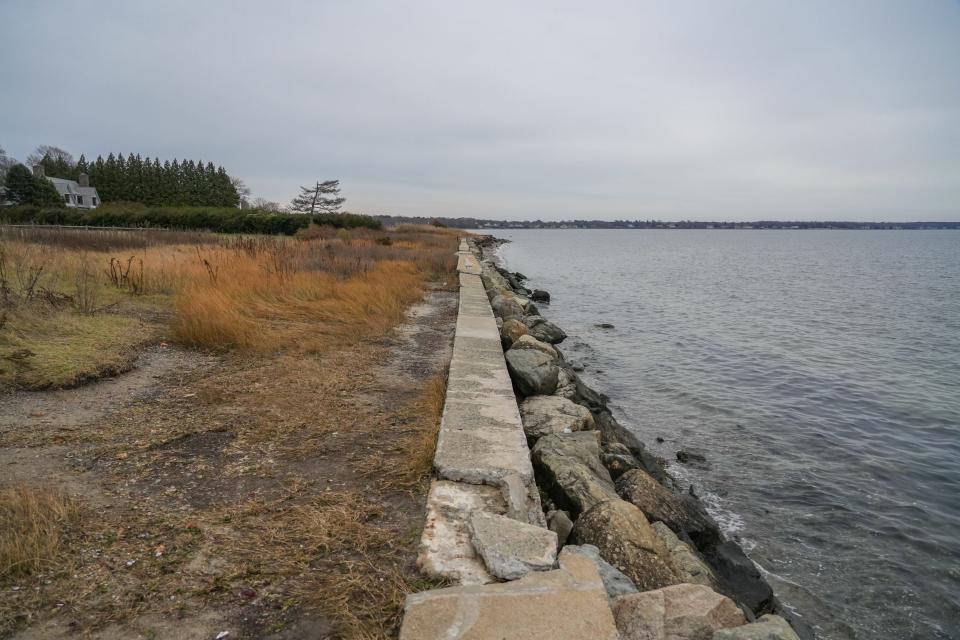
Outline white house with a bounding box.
[33,165,101,209]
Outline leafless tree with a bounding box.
[26,145,74,167]
[252,197,281,211]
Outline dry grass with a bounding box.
[0,486,81,579]
[378,369,449,489]
[0,223,460,638]
[0,225,459,389]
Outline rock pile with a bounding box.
[470,234,809,640]
[399,237,807,640]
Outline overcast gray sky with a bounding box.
[2,1,958,221]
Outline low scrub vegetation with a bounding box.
[0,204,382,234]
[0,224,457,389]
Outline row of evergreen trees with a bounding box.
[38,153,240,207]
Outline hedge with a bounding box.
[0,205,382,234]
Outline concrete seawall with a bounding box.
[401,239,620,638]
[399,237,804,640]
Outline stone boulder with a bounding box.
[560,544,638,598]
[511,334,558,359]
[570,499,680,591]
[491,294,525,320]
[616,469,722,550]
[612,583,746,640]
[602,441,642,480]
[711,615,800,640]
[555,366,578,399]
[500,318,529,349]
[519,395,594,443]
[468,512,557,581]
[523,315,567,344]
[531,289,551,303]
[652,522,717,587]
[706,541,776,615]
[505,349,559,397]
[531,432,618,517]
[546,509,574,547]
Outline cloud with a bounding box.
[1,0,958,220]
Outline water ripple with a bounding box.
[497,229,960,640]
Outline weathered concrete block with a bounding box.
[417,480,506,585]
[400,553,619,640]
[468,512,557,580]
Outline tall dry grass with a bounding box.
[170,233,457,353]
[0,485,80,579]
[1,225,459,354]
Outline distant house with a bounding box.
[33,165,101,209]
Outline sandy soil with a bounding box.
[1,288,457,639]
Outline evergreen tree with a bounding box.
[4,163,61,206]
[290,180,345,214]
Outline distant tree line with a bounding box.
[1,144,240,207]
[40,152,240,207]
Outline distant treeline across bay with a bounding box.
[379,215,959,230]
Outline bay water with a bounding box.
[493,229,960,639]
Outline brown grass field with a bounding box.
[0,223,461,639]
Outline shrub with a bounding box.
[0,205,382,234]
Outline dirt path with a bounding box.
[1,287,457,640]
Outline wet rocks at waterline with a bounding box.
[444,236,808,640]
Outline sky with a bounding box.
[1,1,958,221]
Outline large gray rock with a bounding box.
[531,432,618,517]
[616,469,722,550]
[711,615,800,640]
[570,498,680,591]
[555,366,578,399]
[546,509,574,547]
[500,318,529,349]
[612,583,746,640]
[511,334,558,359]
[468,512,557,581]
[602,442,642,480]
[560,544,638,598]
[706,541,776,615]
[505,348,559,397]
[520,394,594,442]
[652,522,717,587]
[491,294,525,320]
[523,315,567,344]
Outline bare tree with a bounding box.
[290,179,345,215]
[252,197,281,212]
[26,145,74,167]
[231,177,251,198]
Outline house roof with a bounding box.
[48,177,99,199]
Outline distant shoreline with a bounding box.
[378,216,960,230]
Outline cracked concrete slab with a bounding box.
[418,480,506,585]
[400,553,620,640]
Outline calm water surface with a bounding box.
[494,229,960,640]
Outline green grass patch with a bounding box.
[0,308,158,390]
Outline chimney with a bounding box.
[78,173,89,187]
[32,165,45,178]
